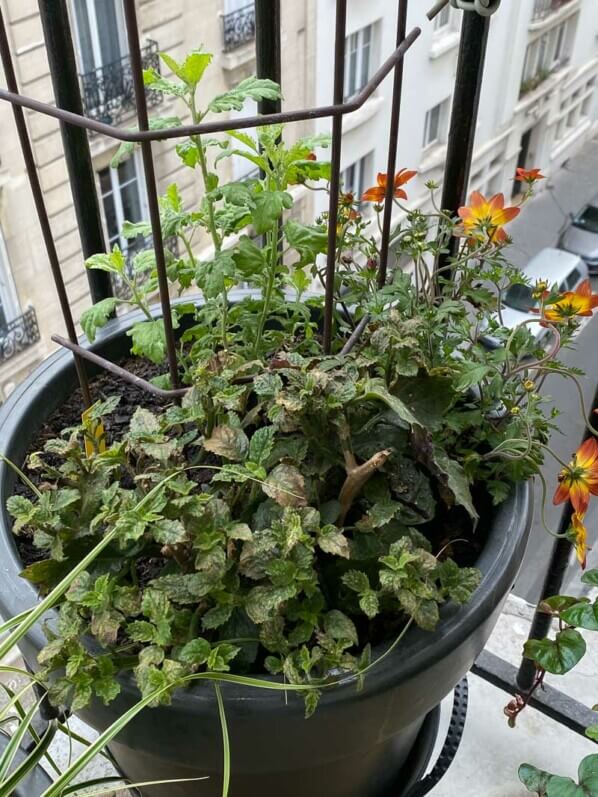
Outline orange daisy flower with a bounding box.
[457,192,520,243]
[542,280,598,323]
[571,512,589,569]
[553,437,598,515]
[515,167,545,183]
[362,169,417,204]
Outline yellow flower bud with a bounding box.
[523,379,535,392]
[510,406,521,416]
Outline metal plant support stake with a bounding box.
[377,0,409,289]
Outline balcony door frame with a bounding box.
[71,0,128,74]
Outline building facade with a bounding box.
[0,0,312,398]
[0,0,596,398]
[312,0,598,225]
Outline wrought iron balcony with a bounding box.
[222,3,256,52]
[0,307,40,364]
[79,40,162,126]
[532,0,576,22]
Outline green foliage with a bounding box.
[11,45,584,741]
[520,756,598,796]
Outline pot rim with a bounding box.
[0,302,532,716]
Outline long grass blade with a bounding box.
[0,608,34,636]
[62,776,208,796]
[214,683,230,797]
[0,696,44,782]
[0,681,37,723]
[0,454,42,498]
[0,721,57,797]
[0,682,61,776]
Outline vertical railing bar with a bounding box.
[377,0,409,289]
[0,6,92,408]
[435,10,491,281]
[322,0,347,355]
[122,0,180,392]
[37,0,113,306]
[255,0,282,116]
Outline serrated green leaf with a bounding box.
[248,426,275,465]
[251,190,293,235]
[342,570,370,594]
[152,518,188,545]
[178,637,211,666]
[209,77,281,113]
[324,610,358,645]
[127,319,168,364]
[80,297,119,342]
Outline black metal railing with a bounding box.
[532,0,576,22]
[223,3,256,52]
[0,307,39,364]
[79,40,161,126]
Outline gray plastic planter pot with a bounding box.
[0,312,532,797]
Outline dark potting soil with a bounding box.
[14,357,166,567]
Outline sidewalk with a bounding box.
[428,595,598,796]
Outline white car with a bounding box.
[488,248,588,345]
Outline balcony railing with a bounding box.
[79,40,162,126]
[532,0,576,22]
[0,307,40,364]
[222,3,256,52]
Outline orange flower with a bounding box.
[457,192,520,243]
[553,437,598,515]
[571,512,589,569]
[361,169,417,204]
[516,167,545,183]
[542,280,598,323]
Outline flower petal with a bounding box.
[569,482,590,515]
[576,437,598,469]
[553,481,570,506]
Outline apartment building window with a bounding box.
[344,25,373,100]
[71,0,160,124]
[520,17,575,96]
[423,98,449,149]
[99,157,145,255]
[342,152,374,203]
[72,0,128,76]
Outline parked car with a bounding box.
[560,199,598,273]
[482,247,588,348]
